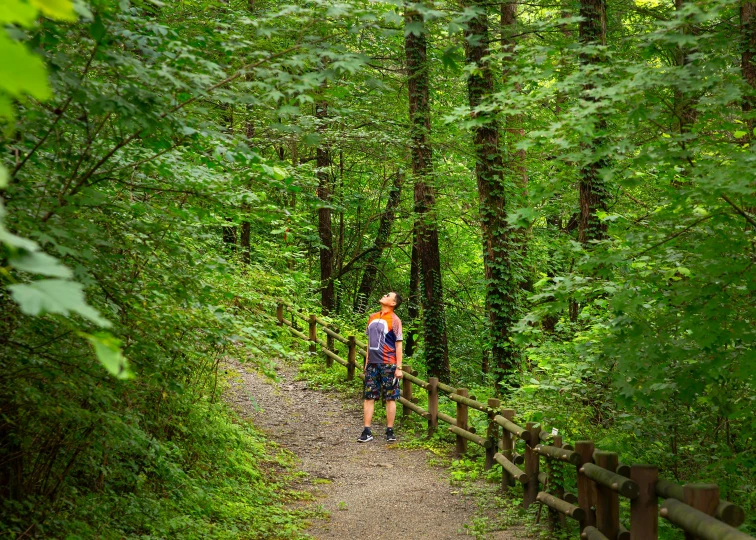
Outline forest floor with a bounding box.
[226,358,521,539]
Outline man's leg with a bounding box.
[386,400,396,429]
[363,399,375,427]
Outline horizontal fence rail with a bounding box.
[273,302,754,540]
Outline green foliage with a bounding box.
[2,0,755,535]
[0,0,382,536]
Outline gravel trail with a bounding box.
[227,359,518,539]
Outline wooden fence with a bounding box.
[274,302,753,540]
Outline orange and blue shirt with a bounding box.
[366,310,403,365]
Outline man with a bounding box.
[357,291,403,443]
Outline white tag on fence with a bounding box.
[551,428,559,436]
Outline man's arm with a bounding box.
[395,341,403,377]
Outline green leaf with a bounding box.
[0,31,51,102]
[0,0,38,26]
[90,14,105,41]
[30,0,76,21]
[81,332,134,379]
[0,164,7,189]
[441,46,463,72]
[11,251,73,278]
[8,279,112,327]
[404,21,424,37]
[0,224,39,251]
[734,130,747,139]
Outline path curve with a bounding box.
[227,359,513,539]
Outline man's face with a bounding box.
[379,292,396,307]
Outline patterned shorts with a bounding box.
[363,363,399,401]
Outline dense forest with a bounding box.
[1,0,754,537]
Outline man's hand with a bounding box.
[395,367,403,379]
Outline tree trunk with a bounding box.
[405,6,450,382]
[405,228,420,357]
[501,0,527,192]
[743,0,756,134]
[671,0,698,184]
[316,99,335,315]
[240,222,251,265]
[336,150,345,313]
[578,0,609,244]
[221,103,238,251]
[354,173,402,313]
[222,218,237,250]
[465,0,520,386]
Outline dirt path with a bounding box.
[227,359,517,539]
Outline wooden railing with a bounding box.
[274,302,753,540]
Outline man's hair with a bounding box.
[392,292,403,309]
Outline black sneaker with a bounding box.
[386,428,397,443]
[357,428,373,443]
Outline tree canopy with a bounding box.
[1,0,754,536]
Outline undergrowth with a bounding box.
[0,369,320,540]
[288,326,756,538]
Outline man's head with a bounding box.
[379,291,402,310]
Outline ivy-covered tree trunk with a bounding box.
[671,0,698,184]
[743,0,756,133]
[353,172,402,313]
[405,6,450,382]
[501,0,526,191]
[405,229,420,357]
[316,100,335,314]
[465,0,520,386]
[578,0,608,244]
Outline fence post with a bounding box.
[402,363,413,419]
[500,408,515,490]
[485,398,500,471]
[455,388,469,456]
[523,422,541,509]
[550,435,567,529]
[347,336,356,381]
[276,303,283,325]
[308,315,317,356]
[427,377,438,436]
[683,484,719,540]
[630,465,658,540]
[593,451,620,539]
[576,440,596,531]
[324,325,334,368]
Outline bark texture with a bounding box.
[405,7,450,382]
[405,229,420,358]
[672,0,698,170]
[501,0,527,192]
[316,100,335,314]
[465,0,520,385]
[578,0,608,244]
[353,173,402,314]
[743,0,756,131]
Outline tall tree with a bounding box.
[404,229,421,357]
[577,0,608,244]
[501,0,526,191]
[316,98,335,314]
[404,5,450,381]
[353,172,402,313]
[465,0,521,386]
[743,0,756,133]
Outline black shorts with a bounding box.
[363,363,399,400]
